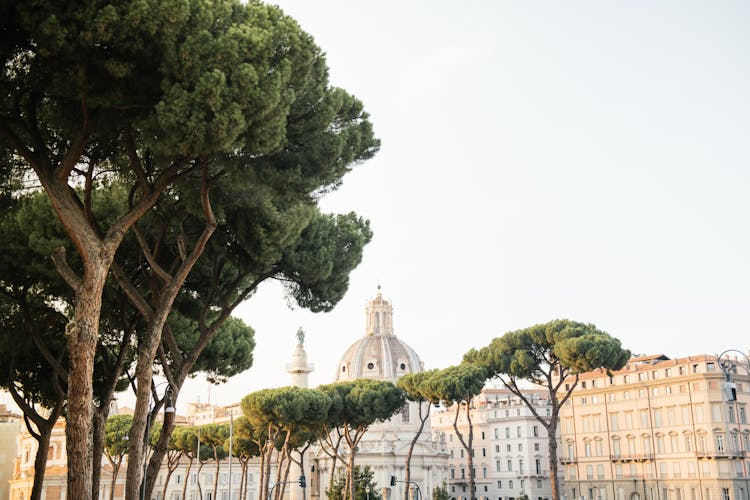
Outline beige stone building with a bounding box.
[1,404,22,500]
[558,354,750,500]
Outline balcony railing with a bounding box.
[610,453,654,462]
[695,450,746,459]
[516,470,548,479]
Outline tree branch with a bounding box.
[57,107,92,181]
[50,246,83,292]
[123,124,152,195]
[110,261,154,320]
[132,225,172,283]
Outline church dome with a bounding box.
[336,288,423,382]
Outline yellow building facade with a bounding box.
[559,354,750,500]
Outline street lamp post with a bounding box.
[141,382,175,500]
[718,349,750,498]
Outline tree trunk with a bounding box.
[124,337,161,499]
[347,443,357,500]
[273,449,286,500]
[161,452,179,500]
[548,415,560,500]
[404,402,430,500]
[263,444,274,500]
[277,448,292,500]
[29,421,53,500]
[241,461,249,500]
[452,403,475,500]
[464,404,475,500]
[181,458,193,500]
[92,407,109,500]
[67,261,110,500]
[109,462,120,500]
[197,461,205,500]
[214,450,220,500]
[144,389,180,499]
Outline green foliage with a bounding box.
[326,466,381,500]
[172,426,199,457]
[103,414,133,459]
[241,386,332,434]
[465,319,630,382]
[228,416,260,460]
[397,369,441,404]
[199,423,230,461]
[517,493,530,500]
[319,379,405,430]
[432,482,450,500]
[420,364,487,406]
[171,315,256,384]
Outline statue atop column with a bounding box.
[296,327,305,346]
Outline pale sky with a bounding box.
[183,0,750,411]
[4,1,750,413]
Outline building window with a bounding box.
[653,409,662,427]
[684,434,693,452]
[534,442,540,451]
[612,437,621,456]
[716,434,725,452]
[536,459,542,475]
[518,443,523,452]
[507,460,512,471]
[497,481,502,488]
[401,403,409,423]
[533,425,539,437]
[610,413,619,431]
[483,467,487,478]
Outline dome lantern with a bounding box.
[336,287,423,382]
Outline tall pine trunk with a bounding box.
[181,458,193,500]
[108,462,120,500]
[548,415,560,500]
[144,389,180,498]
[92,408,108,500]
[404,402,430,500]
[29,423,53,500]
[67,261,110,500]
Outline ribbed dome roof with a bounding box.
[336,288,423,382]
